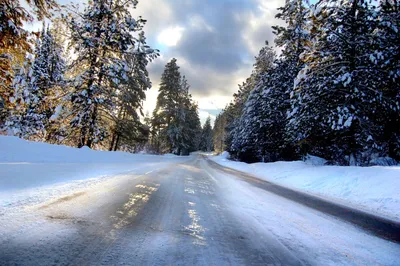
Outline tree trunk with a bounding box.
[78,127,86,148]
[114,134,121,151]
[86,104,98,148]
[109,107,124,151]
[109,131,117,151]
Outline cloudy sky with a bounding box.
[27,0,286,124]
[130,0,285,124]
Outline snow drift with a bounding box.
[211,152,400,221]
[0,136,188,207]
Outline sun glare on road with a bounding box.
[184,202,207,246]
[110,182,160,233]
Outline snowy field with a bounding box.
[0,136,190,208]
[210,152,400,221]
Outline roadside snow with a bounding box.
[0,136,189,208]
[0,135,178,164]
[202,161,400,266]
[210,152,400,221]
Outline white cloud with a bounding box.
[257,0,284,13]
[157,26,184,47]
[240,0,285,56]
[189,15,214,32]
[199,110,216,126]
[197,96,232,110]
[134,0,175,35]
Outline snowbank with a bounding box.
[0,136,188,206]
[0,135,179,163]
[211,153,400,221]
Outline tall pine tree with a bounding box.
[200,116,213,152]
[152,59,201,155]
[287,0,390,165]
[152,58,182,153]
[230,0,309,162]
[68,0,156,148]
[6,26,65,139]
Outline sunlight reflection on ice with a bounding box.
[184,188,195,194]
[108,182,160,239]
[184,202,207,246]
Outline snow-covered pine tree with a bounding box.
[44,27,65,88]
[151,61,201,155]
[272,0,310,161]
[167,75,188,155]
[152,58,182,153]
[21,24,66,140]
[272,0,310,62]
[229,87,264,162]
[109,31,158,151]
[200,116,213,152]
[288,0,388,165]
[213,111,229,153]
[0,0,57,114]
[68,0,156,148]
[0,1,30,105]
[43,25,67,142]
[185,100,202,153]
[374,0,400,161]
[6,34,49,139]
[231,0,309,163]
[176,75,201,154]
[224,81,253,153]
[4,54,34,136]
[230,44,279,162]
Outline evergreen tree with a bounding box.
[4,55,34,136]
[272,0,310,61]
[27,25,65,139]
[200,116,213,152]
[230,0,309,163]
[109,31,158,151]
[1,1,32,118]
[167,75,189,154]
[0,0,58,118]
[213,111,228,153]
[230,44,279,162]
[152,58,182,153]
[152,59,201,155]
[224,82,253,153]
[287,0,389,165]
[375,0,400,161]
[176,76,201,154]
[270,0,309,160]
[68,0,156,148]
[185,101,202,152]
[5,25,65,140]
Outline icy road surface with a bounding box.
[1,155,399,265]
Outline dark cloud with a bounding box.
[136,0,284,117]
[174,28,244,73]
[180,61,253,97]
[169,0,257,73]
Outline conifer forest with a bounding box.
[1,0,399,165]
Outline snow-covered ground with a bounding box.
[0,136,189,208]
[0,138,399,265]
[210,152,400,221]
[1,147,399,265]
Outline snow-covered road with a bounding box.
[1,155,399,265]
